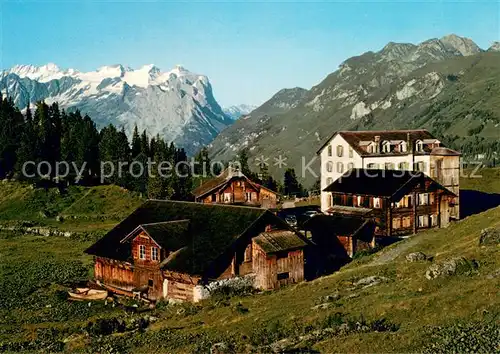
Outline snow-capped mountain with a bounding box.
[0,63,233,154]
[223,104,257,120]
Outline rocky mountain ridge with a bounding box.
[208,34,500,184]
[1,63,232,154]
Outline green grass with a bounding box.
[0,206,498,352]
[0,178,499,352]
[461,167,500,194]
[0,182,143,232]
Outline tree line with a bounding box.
[0,95,303,200]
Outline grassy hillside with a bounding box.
[0,182,143,232]
[461,167,500,194]
[0,202,498,352]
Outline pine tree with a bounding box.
[131,125,141,158]
[283,168,303,197]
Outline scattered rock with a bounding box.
[354,275,390,288]
[176,307,186,315]
[486,268,500,280]
[425,257,478,280]
[406,252,428,262]
[311,303,333,310]
[346,293,360,299]
[318,292,340,303]
[269,338,294,353]
[210,342,229,354]
[479,227,500,245]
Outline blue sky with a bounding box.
[1,1,499,106]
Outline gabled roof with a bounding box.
[323,168,456,201]
[192,168,278,199]
[85,200,281,275]
[122,220,190,251]
[253,230,308,254]
[316,129,437,155]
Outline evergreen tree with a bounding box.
[131,125,141,158]
[15,106,37,178]
[140,129,149,157]
[283,168,303,197]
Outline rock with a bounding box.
[354,275,390,288]
[269,338,294,353]
[210,342,229,354]
[56,215,64,222]
[38,211,48,219]
[406,252,428,262]
[311,303,332,310]
[346,293,360,299]
[479,227,500,245]
[425,257,478,280]
[320,292,341,302]
[486,268,500,280]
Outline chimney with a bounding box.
[407,132,412,153]
[374,135,381,153]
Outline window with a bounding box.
[326,161,333,172]
[328,194,333,207]
[373,197,381,208]
[430,214,438,227]
[415,162,426,172]
[246,192,252,201]
[416,140,424,152]
[401,141,408,152]
[336,145,344,157]
[418,193,429,206]
[148,279,153,287]
[244,244,252,262]
[327,145,332,156]
[398,162,409,170]
[418,215,429,228]
[337,162,344,173]
[393,217,401,229]
[224,192,231,202]
[151,247,159,261]
[367,163,378,169]
[402,216,411,228]
[347,162,355,171]
[211,194,216,202]
[382,141,391,153]
[384,162,395,170]
[349,147,354,158]
[139,245,146,260]
[326,177,333,186]
[277,272,290,280]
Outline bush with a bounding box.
[423,322,500,353]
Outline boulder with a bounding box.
[210,342,229,354]
[425,257,478,280]
[406,252,428,262]
[354,275,390,288]
[479,227,500,246]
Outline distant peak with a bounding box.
[488,41,500,52]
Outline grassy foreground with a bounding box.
[0,205,498,352]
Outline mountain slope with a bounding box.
[223,104,257,120]
[0,64,232,154]
[209,35,500,184]
[209,87,308,159]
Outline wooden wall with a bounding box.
[252,241,304,290]
[94,257,135,291]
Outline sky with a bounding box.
[0,1,499,107]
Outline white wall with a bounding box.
[319,134,362,211]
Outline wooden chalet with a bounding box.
[192,168,278,208]
[84,200,307,302]
[303,215,374,275]
[323,168,456,239]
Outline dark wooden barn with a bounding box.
[323,169,456,241]
[85,200,307,302]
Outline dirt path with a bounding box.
[369,236,421,266]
